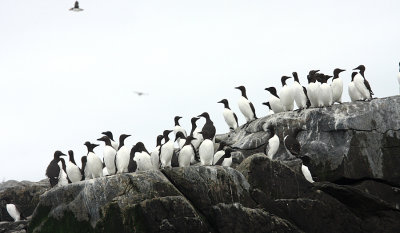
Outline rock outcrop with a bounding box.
[1,96,399,232]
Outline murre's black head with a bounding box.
[353,65,365,72]
[54,150,66,159]
[175,131,186,142]
[281,76,291,86]
[198,112,210,119]
[0,197,11,204]
[84,142,99,152]
[353,65,366,77]
[119,134,131,141]
[351,72,358,81]
[262,102,272,110]
[135,142,149,154]
[174,116,182,126]
[68,150,77,164]
[156,135,163,146]
[292,72,300,83]
[97,136,112,146]
[191,117,200,124]
[320,75,332,83]
[265,87,279,98]
[308,70,320,75]
[185,135,196,143]
[217,141,226,151]
[163,130,173,138]
[224,148,233,158]
[217,99,230,109]
[333,68,345,80]
[101,131,114,141]
[235,86,247,98]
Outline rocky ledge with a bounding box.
[2,96,400,233]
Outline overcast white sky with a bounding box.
[1,0,399,181]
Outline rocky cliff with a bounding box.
[2,96,400,233]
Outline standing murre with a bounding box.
[1,197,26,222]
[159,130,174,168]
[57,158,70,187]
[306,70,321,108]
[198,112,216,141]
[178,136,197,167]
[217,99,239,131]
[189,117,202,163]
[131,142,153,171]
[265,87,284,113]
[292,72,308,110]
[84,142,103,178]
[80,156,91,180]
[65,150,82,183]
[175,131,187,149]
[283,129,314,183]
[97,136,117,175]
[265,125,279,160]
[262,102,275,115]
[319,75,333,107]
[101,131,119,150]
[198,131,214,166]
[46,151,67,187]
[353,65,374,100]
[235,86,257,122]
[280,76,295,111]
[116,134,131,173]
[214,148,233,167]
[150,135,163,170]
[348,72,363,102]
[173,116,187,146]
[331,68,345,104]
[213,141,227,165]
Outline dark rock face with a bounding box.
[217,96,400,209]
[0,220,28,233]
[0,180,49,222]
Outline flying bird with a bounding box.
[69,1,83,12]
[133,91,148,96]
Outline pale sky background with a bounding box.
[0,0,399,181]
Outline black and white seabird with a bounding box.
[319,75,333,107]
[189,117,203,155]
[97,136,117,175]
[128,144,138,173]
[159,130,174,168]
[84,141,103,178]
[46,151,67,187]
[69,1,83,11]
[150,135,163,170]
[292,72,309,110]
[265,87,284,113]
[331,68,345,104]
[178,136,197,167]
[234,86,257,122]
[198,112,216,141]
[175,131,187,149]
[57,158,70,186]
[306,70,321,108]
[265,125,279,160]
[348,72,363,102]
[283,129,314,183]
[262,102,274,115]
[353,65,374,100]
[116,134,131,173]
[198,131,214,166]
[214,148,233,167]
[217,99,239,131]
[80,156,91,180]
[101,131,119,150]
[280,76,294,111]
[0,197,26,222]
[173,116,187,143]
[213,141,227,165]
[65,150,82,183]
[131,142,153,171]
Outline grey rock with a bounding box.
[0,220,28,233]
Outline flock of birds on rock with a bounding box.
[3,63,398,222]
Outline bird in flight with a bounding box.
[70,1,84,12]
[133,91,149,96]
